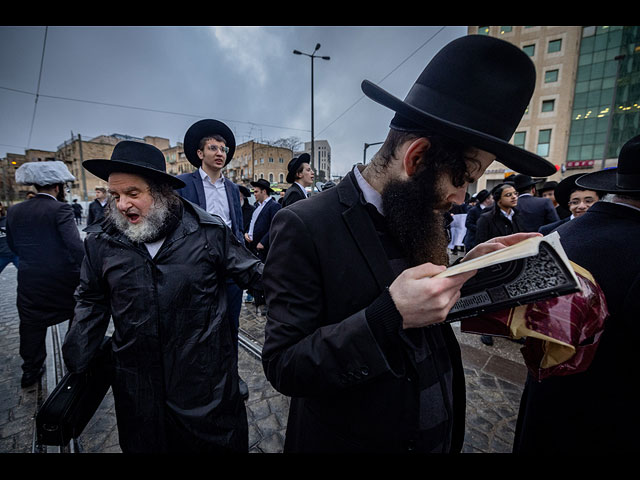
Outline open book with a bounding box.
[437,231,581,321]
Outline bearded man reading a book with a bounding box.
[260,35,560,454]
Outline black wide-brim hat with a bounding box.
[538,180,558,194]
[250,178,273,194]
[184,119,236,168]
[554,174,586,209]
[475,189,490,204]
[286,153,311,184]
[238,185,252,198]
[83,140,185,189]
[511,173,538,192]
[576,134,640,193]
[361,34,556,177]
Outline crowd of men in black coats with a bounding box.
[3,33,639,454]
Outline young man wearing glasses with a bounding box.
[177,119,250,400]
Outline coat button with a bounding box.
[360,366,369,376]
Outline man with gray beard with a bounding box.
[62,141,263,453]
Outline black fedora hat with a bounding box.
[238,185,252,198]
[183,119,236,168]
[538,180,558,194]
[511,174,537,192]
[475,189,490,204]
[361,35,556,177]
[83,141,185,189]
[286,153,311,184]
[554,174,586,209]
[576,135,640,193]
[250,178,273,194]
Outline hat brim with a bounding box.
[184,119,236,168]
[286,155,310,184]
[250,181,273,193]
[361,80,556,177]
[83,159,186,189]
[575,168,640,193]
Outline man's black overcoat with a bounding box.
[261,171,466,453]
[6,194,84,325]
[514,201,640,453]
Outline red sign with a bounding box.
[565,160,595,169]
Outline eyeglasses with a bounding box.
[502,192,518,198]
[204,144,229,154]
[569,197,596,207]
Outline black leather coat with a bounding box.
[62,199,262,453]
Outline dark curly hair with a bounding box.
[371,128,479,188]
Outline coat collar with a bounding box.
[338,170,395,290]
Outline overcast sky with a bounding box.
[0,25,468,177]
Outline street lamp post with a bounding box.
[293,43,330,194]
[363,142,384,164]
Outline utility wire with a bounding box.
[27,26,48,149]
[315,26,446,139]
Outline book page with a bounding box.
[435,232,561,278]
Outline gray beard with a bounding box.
[107,197,172,244]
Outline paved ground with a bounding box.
[0,244,529,454]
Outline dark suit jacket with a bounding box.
[282,183,307,207]
[537,216,571,235]
[475,206,523,244]
[6,194,84,325]
[463,204,488,250]
[515,194,559,232]
[176,170,244,242]
[514,201,640,453]
[86,199,106,226]
[261,171,466,453]
[247,198,280,255]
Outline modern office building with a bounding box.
[303,139,331,183]
[468,26,640,193]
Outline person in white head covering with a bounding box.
[5,161,85,388]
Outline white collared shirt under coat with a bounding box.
[199,167,232,229]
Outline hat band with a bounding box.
[617,173,640,189]
[400,83,517,141]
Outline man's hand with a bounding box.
[389,262,477,329]
[463,232,542,262]
[244,233,252,243]
[256,242,264,250]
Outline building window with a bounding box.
[542,99,555,112]
[548,39,562,53]
[537,129,552,157]
[513,131,526,149]
[269,157,274,163]
[269,173,274,182]
[544,69,559,83]
[500,26,512,35]
[478,26,490,35]
[279,157,284,163]
[523,44,535,56]
[279,173,284,182]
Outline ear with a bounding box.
[197,149,204,161]
[402,137,431,177]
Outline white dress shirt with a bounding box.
[199,168,231,228]
[247,196,272,241]
[353,165,384,215]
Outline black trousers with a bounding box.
[19,316,69,375]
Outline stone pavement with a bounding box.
[0,250,529,454]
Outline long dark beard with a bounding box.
[381,166,451,267]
